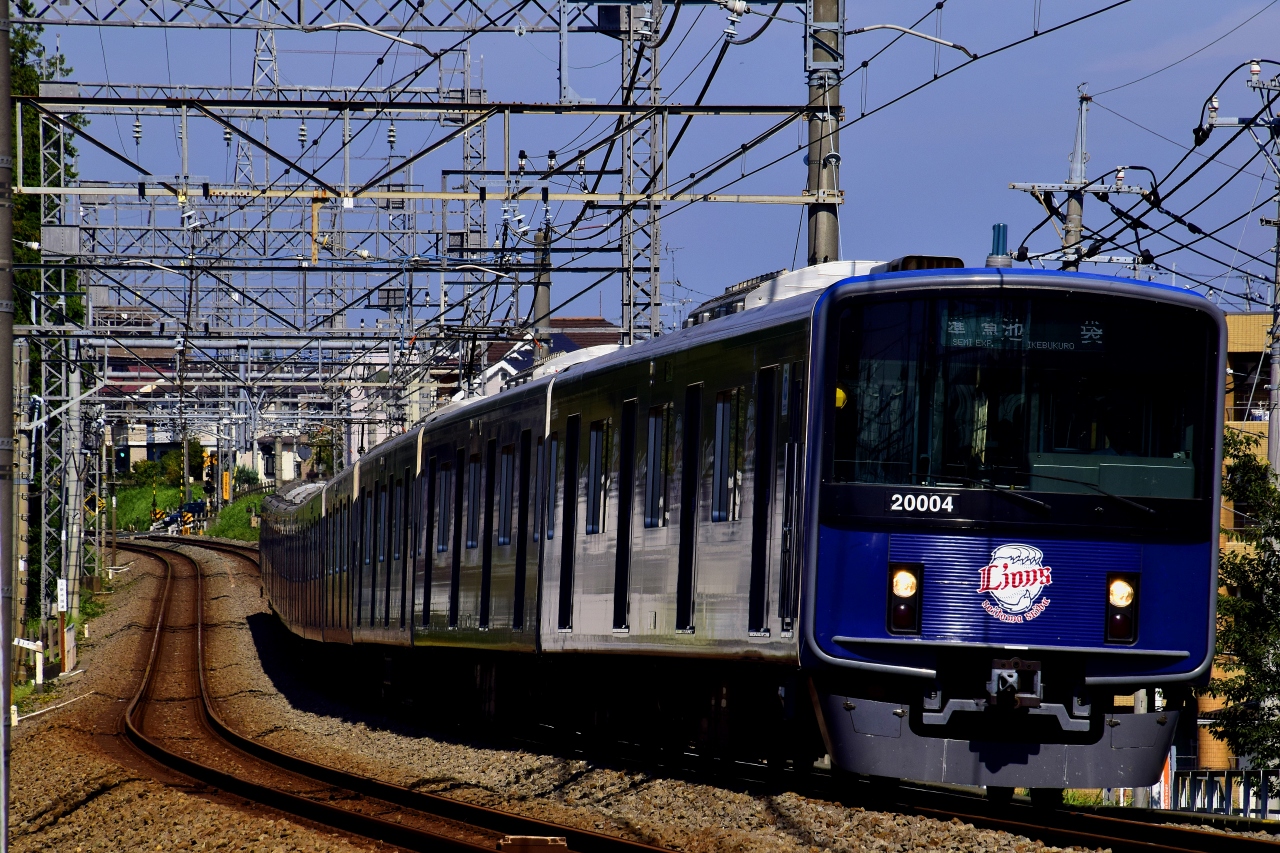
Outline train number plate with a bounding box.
[886,492,958,514]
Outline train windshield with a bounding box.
[826,291,1216,499]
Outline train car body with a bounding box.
[263,260,1224,791]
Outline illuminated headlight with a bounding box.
[892,569,918,598]
[887,563,923,634]
[1108,578,1134,609]
[1105,573,1138,643]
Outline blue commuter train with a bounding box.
[262,257,1223,795]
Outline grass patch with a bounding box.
[206,493,265,542]
[1064,789,1106,807]
[114,483,184,531]
[79,587,107,619]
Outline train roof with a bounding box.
[337,262,1221,482]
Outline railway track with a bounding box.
[121,539,671,853]
[125,537,1280,853]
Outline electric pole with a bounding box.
[1010,87,1145,270]
[805,0,843,265]
[1063,89,1090,272]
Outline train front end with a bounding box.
[803,269,1224,789]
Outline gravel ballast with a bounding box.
[9,543,388,853]
[197,541,1100,853]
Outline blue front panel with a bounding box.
[812,525,1211,678]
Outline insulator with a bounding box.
[578,150,587,173]
[223,125,232,146]
[1252,60,1262,80]
[298,122,308,149]
[387,122,397,150]
[547,149,558,170]
[518,149,527,172]
[132,117,142,143]
[1114,168,1124,187]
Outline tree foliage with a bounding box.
[12,0,78,328]
[1209,428,1280,764]
[159,439,205,487]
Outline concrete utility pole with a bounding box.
[533,225,551,346]
[0,9,15,849]
[1010,88,1144,270]
[1063,88,1090,273]
[805,0,843,266]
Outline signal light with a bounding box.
[1106,572,1138,643]
[887,563,923,634]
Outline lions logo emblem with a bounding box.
[977,544,1052,623]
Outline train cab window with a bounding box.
[467,453,482,548]
[546,434,559,540]
[587,419,609,535]
[498,444,515,546]
[644,404,671,528]
[436,459,453,553]
[712,388,744,522]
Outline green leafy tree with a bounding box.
[12,0,80,328]
[160,439,205,487]
[233,465,259,487]
[129,458,162,487]
[1209,429,1280,764]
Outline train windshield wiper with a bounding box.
[1014,470,1157,516]
[913,474,1052,513]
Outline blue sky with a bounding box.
[46,0,1280,323]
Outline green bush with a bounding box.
[206,493,265,542]
[233,465,259,487]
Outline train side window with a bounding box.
[450,447,466,627]
[533,436,544,543]
[392,478,404,561]
[480,439,498,628]
[712,387,744,522]
[613,399,638,630]
[467,453,482,549]
[514,429,533,630]
[498,444,515,546]
[424,457,438,559]
[749,367,777,634]
[677,384,703,632]
[437,460,453,552]
[586,419,609,535]
[363,488,373,565]
[545,434,559,540]
[377,483,389,563]
[558,416,581,630]
[644,404,671,528]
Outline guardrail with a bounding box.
[1174,769,1280,819]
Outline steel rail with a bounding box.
[123,540,673,853]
